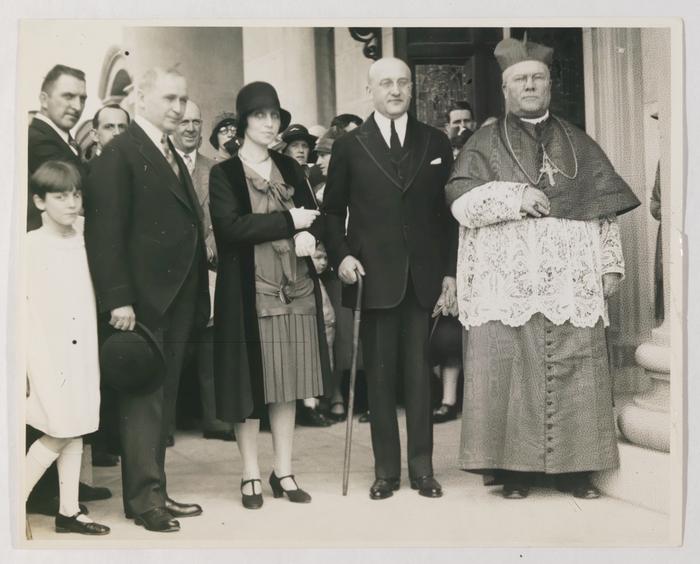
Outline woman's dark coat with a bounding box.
[209,151,331,422]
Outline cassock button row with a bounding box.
[547,448,553,453]
[547,365,553,370]
[547,377,553,382]
[547,423,553,429]
[548,437,553,442]
[547,401,553,406]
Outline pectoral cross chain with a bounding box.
[540,147,559,187]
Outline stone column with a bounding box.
[617,26,672,454]
[585,27,673,514]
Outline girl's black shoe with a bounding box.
[55,512,110,535]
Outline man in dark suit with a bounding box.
[85,67,209,532]
[171,99,235,442]
[323,57,457,500]
[27,64,87,232]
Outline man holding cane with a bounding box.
[323,57,456,500]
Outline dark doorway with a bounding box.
[393,27,586,131]
[394,28,504,130]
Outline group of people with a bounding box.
[24,35,641,537]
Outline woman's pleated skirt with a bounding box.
[258,313,323,403]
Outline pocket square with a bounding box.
[430,158,442,165]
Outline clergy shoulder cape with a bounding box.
[446,113,641,219]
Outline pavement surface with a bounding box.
[25,410,670,548]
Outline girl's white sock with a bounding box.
[57,438,83,517]
[25,438,60,501]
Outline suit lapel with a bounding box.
[402,115,430,191]
[129,123,195,216]
[192,153,209,206]
[31,119,79,162]
[355,114,403,191]
[171,144,204,223]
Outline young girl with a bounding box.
[25,160,109,535]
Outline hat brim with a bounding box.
[100,321,166,396]
[282,132,317,147]
[279,109,292,133]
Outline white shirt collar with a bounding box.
[174,146,197,161]
[34,113,76,153]
[135,114,167,155]
[173,146,197,171]
[373,111,408,147]
[520,110,550,125]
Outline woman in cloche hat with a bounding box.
[208,82,332,509]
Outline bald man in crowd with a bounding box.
[323,57,457,500]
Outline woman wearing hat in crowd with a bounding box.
[281,123,317,168]
[209,81,332,509]
[24,161,110,535]
[209,112,239,161]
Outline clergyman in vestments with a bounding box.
[445,37,641,499]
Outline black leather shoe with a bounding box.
[79,482,112,501]
[240,478,263,509]
[165,497,202,518]
[297,406,333,427]
[92,451,120,467]
[269,472,311,503]
[27,497,88,516]
[203,428,236,441]
[555,473,601,499]
[55,511,110,535]
[369,478,400,500]
[432,403,458,424]
[134,508,180,532]
[409,476,443,498]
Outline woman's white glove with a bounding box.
[289,207,320,230]
[294,231,316,257]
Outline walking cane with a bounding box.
[342,273,363,495]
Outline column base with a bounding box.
[593,437,669,514]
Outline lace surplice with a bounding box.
[452,181,625,329]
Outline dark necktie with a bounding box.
[389,119,402,161]
[161,134,180,179]
[67,135,81,158]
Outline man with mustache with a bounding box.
[324,57,457,500]
[88,104,130,160]
[84,67,210,532]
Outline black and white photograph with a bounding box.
[1,2,693,560]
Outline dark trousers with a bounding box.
[120,260,200,515]
[360,279,433,480]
